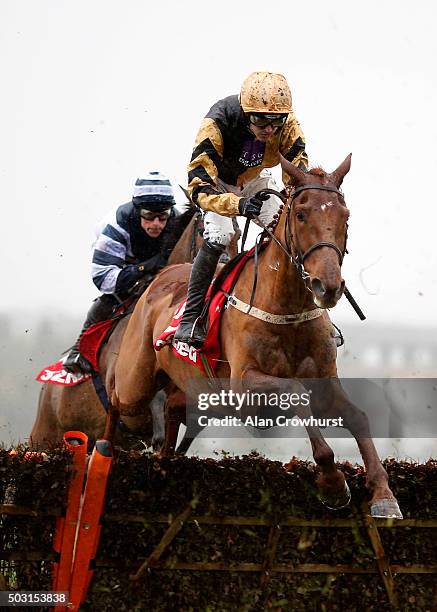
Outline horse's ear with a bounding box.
[179,184,194,207]
[330,154,352,187]
[280,154,306,187]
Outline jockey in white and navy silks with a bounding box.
[91,188,180,294]
[64,171,188,374]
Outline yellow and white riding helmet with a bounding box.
[240,71,292,114]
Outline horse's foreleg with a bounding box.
[150,390,166,450]
[304,428,350,509]
[175,417,208,455]
[160,403,185,456]
[160,387,187,456]
[330,385,402,518]
[103,402,120,444]
[241,370,350,510]
[29,386,63,450]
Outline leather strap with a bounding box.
[227,294,324,325]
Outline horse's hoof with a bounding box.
[95,439,113,458]
[370,498,403,519]
[319,481,351,510]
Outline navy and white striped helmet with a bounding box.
[132,171,176,212]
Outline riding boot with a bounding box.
[63,294,118,373]
[173,241,224,348]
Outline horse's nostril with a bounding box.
[336,279,346,300]
[311,278,326,297]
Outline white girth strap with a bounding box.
[227,295,324,325]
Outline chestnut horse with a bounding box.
[108,155,402,519]
[29,208,240,450]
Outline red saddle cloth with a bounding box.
[35,316,119,385]
[154,249,254,375]
[35,360,92,386]
[78,319,116,371]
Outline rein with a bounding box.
[190,210,203,261]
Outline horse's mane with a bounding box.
[307,166,328,178]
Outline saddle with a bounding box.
[154,246,262,375]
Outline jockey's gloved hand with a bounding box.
[116,253,168,293]
[238,193,269,218]
[137,252,167,276]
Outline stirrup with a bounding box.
[174,317,207,348]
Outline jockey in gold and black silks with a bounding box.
[175,71,309,348]
[188,91,308,216]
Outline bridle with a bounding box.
[246,184,365,321]
[286,184,347,285]
[253,184,348,288]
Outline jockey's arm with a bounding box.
[187,118,241,217]
[114,252,166,293]
[91,223,128,294]
[91,222,163,295]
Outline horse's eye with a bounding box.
[296,211,305,222]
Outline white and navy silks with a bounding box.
[91,202,182,295]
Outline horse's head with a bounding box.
[280,154,351,309]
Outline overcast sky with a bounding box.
[1,0,436,328]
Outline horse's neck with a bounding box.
[167,214,199,265]
[261,244,312,312]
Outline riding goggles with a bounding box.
[140,208,171,221]
[248,113,288,128]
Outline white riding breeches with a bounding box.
[202,169,282,247]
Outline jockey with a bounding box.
[64,171,181,373]
[174,71,309,347]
